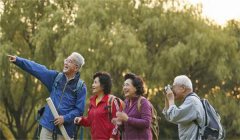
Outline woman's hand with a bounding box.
[116,111,128,122]
[74,117,82,124]
[111,118,118,125]
[111,117,122,125]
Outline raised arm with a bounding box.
[163,97,198,124]
[8,55,57,91]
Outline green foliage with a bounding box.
[1,0,240,139]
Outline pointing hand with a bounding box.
[7,55,17,62]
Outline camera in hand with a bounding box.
[164,84,172,93]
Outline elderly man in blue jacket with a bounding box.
[8,52,87,140]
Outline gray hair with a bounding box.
[71,52,85,69]
[173,75,193,90]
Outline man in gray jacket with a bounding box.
[162,75,205,140]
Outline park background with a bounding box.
[1,0,240,139]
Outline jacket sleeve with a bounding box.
[79,116,91,127]
[126,99,152,129]
[79,102,92,127]
[63,84,87,123]
[14,57,57,91]
[163,97,198,124]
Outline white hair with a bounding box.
[173,75,193,90]
[71,52,85,69]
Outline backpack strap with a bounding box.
[107,95,115,120]
[73,79,84,93]
[53,72,84,94]
[137,96,144,112]
[53,72,63,88]
[186,93,206,140]
[187,94,207,127]
[183,92,197,102]
[185,93,204,123]
[137,96,153,112]
[137,96,157,120]
[107,95,123,121]
[201,99,208,128]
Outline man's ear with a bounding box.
[181,86,186,92]
[74,65,79,72]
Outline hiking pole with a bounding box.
[46,97,71,140]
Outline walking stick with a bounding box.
[46,97,71,140]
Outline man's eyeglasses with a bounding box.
[64,58,79,67]
[64,58,74,64]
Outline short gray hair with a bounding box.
[71,52,85,69]
[173,75,193,90]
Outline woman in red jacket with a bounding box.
[74,72,120,140]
